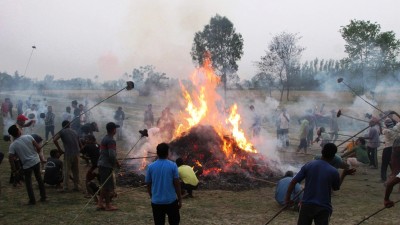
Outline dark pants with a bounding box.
[45,125,55,140]
[181,182,198,196]
[381,147,392,181]
[367,146,378,168]
[307,128,314,146]
[23,163,46,203]
[151,200,180,225]
[297,204,331,225]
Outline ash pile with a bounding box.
[117,125,278,190]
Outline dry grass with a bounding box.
[0,90,400,225]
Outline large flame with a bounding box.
[175,56,257,156]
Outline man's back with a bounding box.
[9,135,40,169]
[146,159,179,204]
[178,165,199,186]
[59,128,80,156]
[44,157,63,185]
[275,177,302,206]
[294,159,340,213]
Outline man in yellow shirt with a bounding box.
[176,158,199,198]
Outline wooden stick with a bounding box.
[355,199,400,225]
[264,190,304,225]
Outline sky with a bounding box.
[1,0,399,82]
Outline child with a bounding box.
[44,149,63,188]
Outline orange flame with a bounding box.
[175,55,257,155]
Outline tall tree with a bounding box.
[191,14,244,98]
[257,32,304,101]
[340,19,400,92]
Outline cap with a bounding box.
[17,114,29,121]
[106,122,120,132]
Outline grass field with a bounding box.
[0,89,400,225]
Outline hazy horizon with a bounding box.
[1,0,399,82]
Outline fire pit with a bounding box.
[117,125,278,190]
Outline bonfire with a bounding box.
[118,56,276,190]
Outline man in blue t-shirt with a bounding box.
[275,171,302,206]
[145,143,182,225]
[285,143,355,225]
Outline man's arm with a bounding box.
[53,134,64,154]
[384,176,400,208]
[146,182,152,198]
[8,154,17,172]
[284,179,298,206]
[32,140,41,154]
[173,178,182,209]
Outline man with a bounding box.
[381,119,397,182]
[53,120,82,192]
[44,105,55,141]
[97,122,120,211]
[275,171,302,206]
[249,105,262,138]
[62,106,73,122]
[114,106,125,140]
[146,143,182,225]
[8,125,46,205]
[24,104,38,134]
[144,104,154,129]
[285,143,355,225]
[329,110,339,143]
[1,98,11,123]
[342,137,369,173]
[71,100,81,133]
[278,107,290,148]
[176,158,199,198]
[365,119,381,169]
[80,122,99,139]
[44,149,63,188]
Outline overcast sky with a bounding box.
[1,0,399,81]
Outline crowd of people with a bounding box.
[3,94,400,224]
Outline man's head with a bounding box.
[156,143,169,159]
[148,104,152,109]
[79,104,84,110]
[176,157,184,167]
[47,105,52,112]
[118,106,122,111]
[50,149,60,159]
[71,100,78,107]
[16,114,28,126]
[321,143,337,161]
[31,134,43,144]
[8,125,21,138]
[356,137,366,146]
[85,134,96,143]
[106,122,120,134]
[62,120,70,128]
[284,171,294,177]
[66,106,71,113]
[31,104,37,110]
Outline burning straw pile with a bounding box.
[117,125,277,191]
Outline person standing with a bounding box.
[114,106,125,140]
[62,106,73,122]
[1,98,11,123]
[380,119,397,182]
[329,110,339,144]
[249,105,262,138]
[53,120,82,192]
[285,143,355,225]
[278,107,290,148]
[176,158,199,198]
[97,122,120,211]
[297,119,309,154]
[24,104,38,134]
[8,125,46,205]
[144,104,154,129]
[365,119,381,169]
[8,98,14,118]
[44,105,55,141]
[71,100,81,133]
[146,143,182,225]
